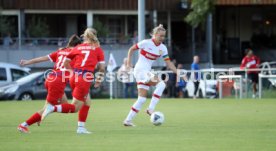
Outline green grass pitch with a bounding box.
[0,99,276,151]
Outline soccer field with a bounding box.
[0,99,276,151]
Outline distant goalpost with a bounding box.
[218,75,243,99]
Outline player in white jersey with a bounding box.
[123,24,183,126]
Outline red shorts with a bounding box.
[45,75,67,105]
[70,74,92,102]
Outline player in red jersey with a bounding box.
[17,35,92,133]
[41,28,105,132]
[240,49,261,98]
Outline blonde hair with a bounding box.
[83,28,100,46]
[151,24,166,36]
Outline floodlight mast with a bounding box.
[138,0,145,41]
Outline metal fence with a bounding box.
[0,37,134,51]
[103,67,276,99]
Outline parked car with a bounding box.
[0,62,30,86]
[0,72,71,101]
[185,68,227,98]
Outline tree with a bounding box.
[0,8,15,36]
[27,16,49,37]
[92,20,109,38]
[185,0,215,27]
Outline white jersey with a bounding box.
[134,39,170,71]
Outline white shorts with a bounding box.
[133,69,155,90]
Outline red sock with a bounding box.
[61,104,76,113]
[78,105,90,122]
[54,106,57,112]
[26,112,41,126]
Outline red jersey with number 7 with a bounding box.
[47,47,76,71]
[66,43,105,71]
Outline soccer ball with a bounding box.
[150,111,165,126]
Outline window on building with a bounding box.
[108,16,123,39]
[251,13,276,49]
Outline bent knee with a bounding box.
[157,81,166,89]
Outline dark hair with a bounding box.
[67,34,81,47]
[245,48,253,55]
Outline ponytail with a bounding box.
[83,28,100,46]
[151,24,166,36]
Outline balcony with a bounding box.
[0,37,134,51]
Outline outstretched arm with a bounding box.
[165,60,177,74]
[126,45,139,69]
[240,57,247,69]
[165,60,187,81]
[63,59,72,70]
[20,56,49,66]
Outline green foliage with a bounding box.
[92,20,109,37]
[27,16,49,37]
[185,0,215,27]
[0,9,16,36]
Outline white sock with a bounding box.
[125,96,147,122]
[78,122,85,127]
[148,97,159,111]
[125,110,137,122]
[148,81,166,111]
[56,105,62,113]
[21,122,29,127]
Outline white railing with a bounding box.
[258,74,276,99]
[140,68,276,99]
[218,75,243,99]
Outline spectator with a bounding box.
[176,64,186,98]
[161,66,169,98]
[166,59,177,97]
[240,49,260,98]
[132,31,138,44]
[3,33,13,47]
[58,38,64,47]
[118,58,135,98]
[191,55,200,99]
[163,67,176,98]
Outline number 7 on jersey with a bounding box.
[81,50,90,67]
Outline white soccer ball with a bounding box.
[150,111,165,126]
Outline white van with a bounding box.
[0,62,30,86]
